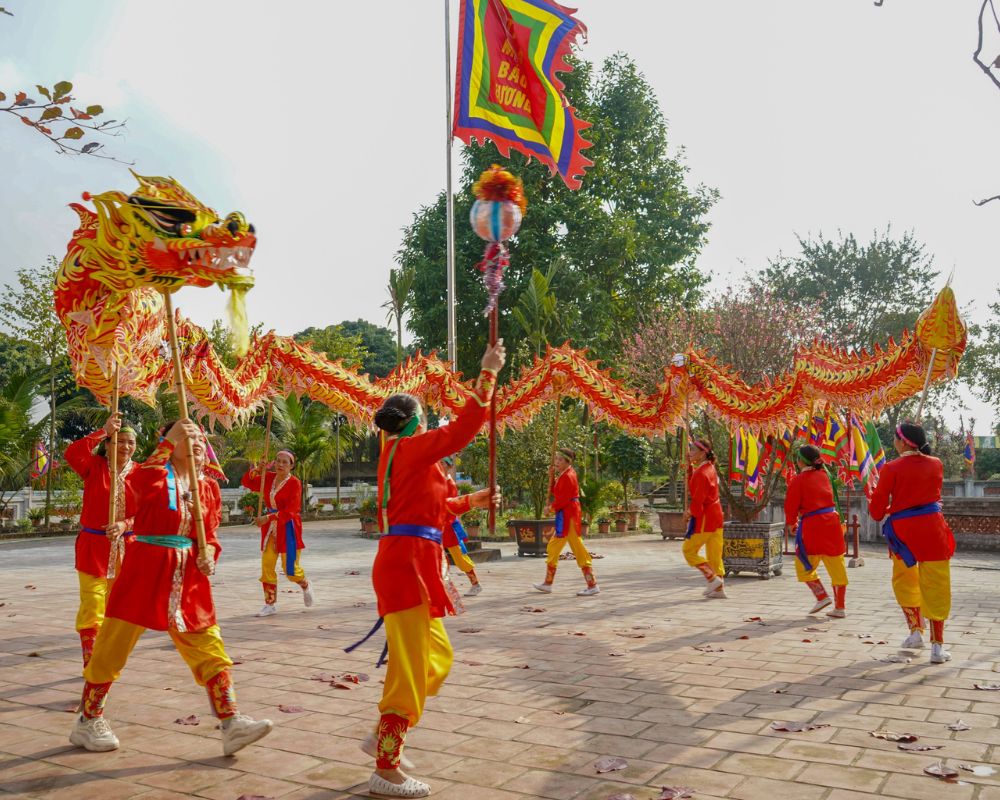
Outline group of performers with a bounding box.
[59,346,956,795]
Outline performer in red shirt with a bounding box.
[63,413,137,668]
[354,340,504,799]
[441,457,483,597]
[533,448,599,596]
[868,421,955,663]
[69,420,273,756]
[241,450,312,616]
[785,445,847,617]
[684,439,727,599]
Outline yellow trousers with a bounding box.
[795,554,848,586]
[891,558,951,621]
[260,532,306,584]
[84,617,233,687]
[447,545,476,574]
[76,572,111,632]
[545,531,592,570]
[683,529,724,577]
[379,603,453,727]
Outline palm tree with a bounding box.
[512,261,561,359]
[382,266,416,364]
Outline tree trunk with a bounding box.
[396,315,403,363]
[44,361,55,528]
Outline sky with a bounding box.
[1,1,998,431]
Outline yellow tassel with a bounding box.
[227,286,249,357]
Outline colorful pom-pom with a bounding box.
[472,165,527,215]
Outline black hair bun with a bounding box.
[373,406,411,433]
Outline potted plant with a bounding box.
[464,509,484,539]
[597,516,611,535]
[238,491,260,519]
[605,434,651,530]
[614,516,628,533]
[358,497,379,534]
[59,517,74,531]
[578,477,606,537]
[27,508,44,528]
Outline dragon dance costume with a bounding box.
[364,368,496,774]
[241,466,309,609]
[535,464,597,593]
[64,429,136,669]
[74,438,270,753]
[785,467,847,616]
[683,459,726,597]
[868,451,955,657]
[442,468,481,594]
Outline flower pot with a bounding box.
[656,509,686,540]
[508,519,556,557]
[598,521,611,534]
[466,524,481,539]
[580,521,590,537]
[627,510,639,530]
[614,519,627,533]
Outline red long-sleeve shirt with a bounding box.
[64,430,136,577]
[241,469,304,553]
[687,462,725,534]
[550,466,582,536]
[442,472,473,548]
[372,369,496,617]
[106,440,223,632]
[868,453,954,562]
[784,468,845,557]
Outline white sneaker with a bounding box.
[256,604,277,617]
[708,587,728,599]
[69,714,119,752]
[826,608,846,619]
[221,713,273,756]
[901,630,925,649]
[533,583,553,594]
[702,576,724,597]
[302,585,314,607]
[368,772,430,798]
[809,597,833,614]
[361,732,415,770]
[577,585,600,596]
[465,583,483,597]
[930,643,952,664]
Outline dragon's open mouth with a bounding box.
[170,243,254,275]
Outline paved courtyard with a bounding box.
[2,521,1000,799]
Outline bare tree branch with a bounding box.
[973,0,1000,92]
[974,194,1000,206]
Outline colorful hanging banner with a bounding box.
[30,440,50,481]
[453,0,593,189]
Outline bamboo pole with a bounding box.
[106,364,120,528]
[549,393,563,477]
[257,401,274,519]
[916,348,937,420]
[162,291,207,561]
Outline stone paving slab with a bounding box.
[1,523,999,798]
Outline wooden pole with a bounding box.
[916,347,937,420]
[257,401,273,519]
[488,306,499,536]
[162,291,207,561]
[681,386,690,511]
[107,364,120,526]
[549,393,563,476]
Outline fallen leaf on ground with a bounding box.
[515,716,530,723]
[657,789,695,800]
[460,660,483,666]
[772,688,788,694]
[924,762,959,779]
[594,756,628,773]
[803,626,826,632]
[899,742,944,752]
[745,616,763,622]
[604,794,636,800]
[278,704,305,713]
[26,652,39,657]
[338,672,369,683]
[737,635,750,640]
[513,664,530,669]
[570,631,587,637]
[520,606,546,613]
[63,704,78,713]
[616,632,646,639]
[317,624,333,630]
[801,639,813,644]
[878,654,912,663]
[948,720,971,731]
[230,658,244,665]
[959,763,997,776]
[24,585,35,590]
[458,628,482,634]
[693,644,723,653]
[174,715,199,725]
[974,683,1000,691]
[870,729,918,743]
[770,721,830,732]
[352,601,367,607]
[609,650,627,657]
[236,795,276,800]
[862,640,889,645]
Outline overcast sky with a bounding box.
[1,1,998,430]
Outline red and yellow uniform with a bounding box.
[683,461,725,583]
[539,466,596,589]
[368,369,495,771]
[869,452,955,642]
[79,438,241,723]
[241,468,308,604]
[64,430,136,668]
[785,467,847,612]
[442,473,480,588]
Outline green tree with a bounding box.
[293,324,366,368]
[0,332,43,387]
[382,267,416,364]
[399,53,716,378]
[1,257,69,525]
[965,289,1000,415]
[205,320,264,370]
[339,319,399,377]
[604,434,651,510]
[511,261,561,361]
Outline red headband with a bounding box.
[895,425,919,450]
[692,439,711,454]
[276,449,295,465]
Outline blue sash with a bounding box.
[684,516,696,539]
[386,524,443,544]
[795,506,836,572]
[882,502,941,568]
[284,520,297,576]
[82,526,134,537]
[451,520,468,554]
[554,498,579,538]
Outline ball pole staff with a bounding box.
[162,291,207,562]
[488,306,499,536]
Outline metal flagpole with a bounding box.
[444,0,457,370]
